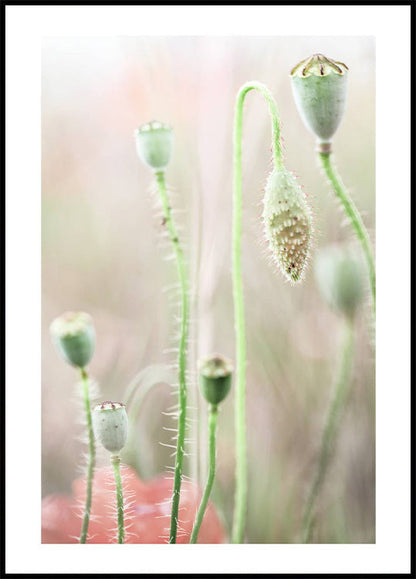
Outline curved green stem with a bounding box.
[302,318,355,543]
[232,82,283,544]
[111,455,125,543]
[79,367,96,544]
[154,171,189,544]
[123,377,171,479]
[319,152,375,316]
[190,405,218,544]
[125,371,172,433]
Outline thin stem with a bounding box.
[319,151,375,315]
[190,405,218,544]
[79,367,96,544]
[232,82,283,544]
[302,318,355,543]
[111,455,125,544]
[154,171,189,544]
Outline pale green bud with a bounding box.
[263,167,313,282]
[314,245,366,318]
[92,401,128,454]
[199,354,233,407]
[291,54,348,145]
[50,311,95,369]
[134,120,174,172]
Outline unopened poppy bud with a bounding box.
[263,167,313,283]
[92,401,128,454]
[199,355,233,406]
[291,53,348,146]
[134,120,174,172]
[314,245,366,318]
[50,311,95,369]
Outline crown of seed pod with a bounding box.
[314,245,366,318]
[50,311,95,369]
[291,53,348,145]
[199,355,233,406]
[134,120,174,172]
[263,167,313,283]
[92,401,128,454]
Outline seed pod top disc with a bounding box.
[291,53,348,143]
[199,355,233,406]
[92,401,128,454]
[134,120,174,172]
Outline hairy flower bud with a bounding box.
[291,53,348,145]
[50,311,95,369]
[92,401,128,454]
[263,167,313,282]
[314,245,366,318]
[199,355,233,406]
[134,120,174,172]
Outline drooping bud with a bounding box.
[314,245,366,318]
[291,54,348,146]
[92,401,128,454]
[263,167,313,282]
[50,311,95,369]
[134,120,174,172]
[199,354,233,406]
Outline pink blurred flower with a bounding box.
[42,465,225,543]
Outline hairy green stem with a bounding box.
[302,318,355,543]
[79,368,96,544]
[319,152,375,315]
[155,171,189,544]
[111,455,125,543]
[190,405,218,543]
[232,82,283,544]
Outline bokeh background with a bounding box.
[42,36,375,543]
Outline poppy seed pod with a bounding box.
[314,245,366,318]
[291,54,348,145]
[50,311,95,369]
[134,120,174,172]
[199,355,233,407]
[263,167,313,283]
[92,401,128,454]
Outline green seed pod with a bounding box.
[263,167,313,282]
[314,245,366,318]
[199,355,233,407]
[134,120,174,172]
[50,311,95,369]
[291,54,348,145]
[92,401,128,454]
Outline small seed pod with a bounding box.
[199,355,233,406]
[314,245,366,318]
[291,53,348,145]
[134,120,174,172]
[50,311,95,369]
[263,167,313,283]
[92,401,128,454]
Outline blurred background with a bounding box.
[42,36,375,543]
